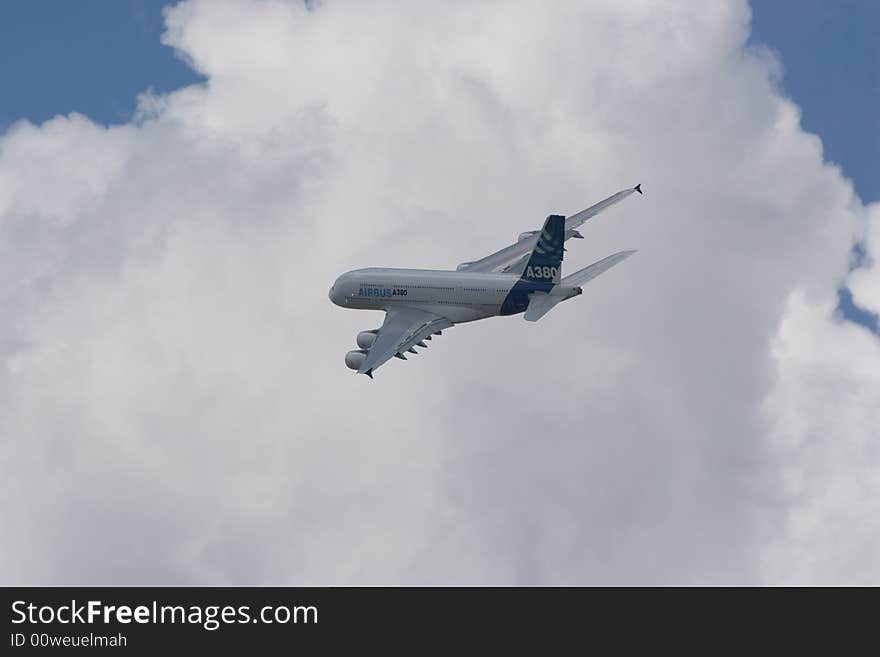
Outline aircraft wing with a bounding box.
[357,307,453,377]
[456,184,641,275]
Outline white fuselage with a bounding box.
[329,267,531,323]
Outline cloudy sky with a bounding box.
[1,0,878,585]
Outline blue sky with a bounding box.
[1,0,876,331]
[750,0,879,204]
[0,0,203,130]
[750,0,879,332]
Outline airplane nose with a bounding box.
[329,278,344,306]
[330,273,353,306]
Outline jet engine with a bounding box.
[345,350,367,370]
[517,230,538,242]
[356,330,378,349]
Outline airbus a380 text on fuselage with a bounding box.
[329,185,643,377]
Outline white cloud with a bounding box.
[760,282,880,584]
[0,0,877,584]
[758,198,880,584]
[848,206,880,317]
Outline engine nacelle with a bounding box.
[345,350,367,370]
[356,330,378,349]
[518,230,538,242]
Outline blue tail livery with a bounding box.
[522,214,565,283]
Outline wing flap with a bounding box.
[357,307,453,376]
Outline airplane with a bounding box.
[329,184,643,377]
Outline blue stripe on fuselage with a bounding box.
[499,279,553,316]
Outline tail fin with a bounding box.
[522,214,565,283]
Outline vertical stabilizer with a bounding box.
[521,214,565,283]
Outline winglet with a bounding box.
[634,183,642,194]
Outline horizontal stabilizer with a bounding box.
[523,292,561,322]
[561,250,636,287]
